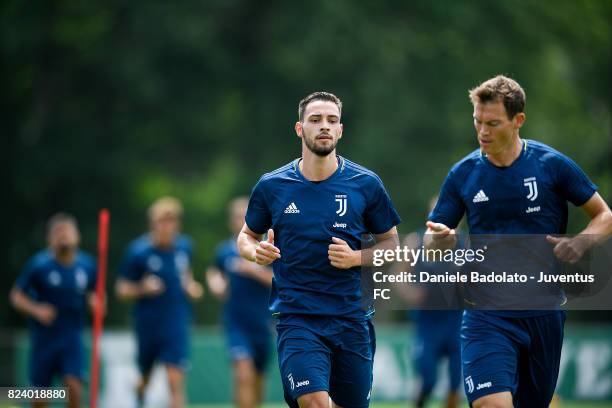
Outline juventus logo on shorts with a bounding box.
[287,373,295,391]
[335,195,347,217]
[523,177,538,201]
[465,375,474,394]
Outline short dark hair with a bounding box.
[47,212,78,234]
[469,75,526,119]
[298,91,342,122]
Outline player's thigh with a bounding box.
[297,390,331,408]
[227,327,255,364]
[250,331,272,373]
[136,331,158,375]
[30,340,60,387]
[414,333,439,381]
[58,335,85,381]
[227,326,271,373]
[276,318,332,402]
[514,312,565,408]
[328,320,375,408]
[158,332,190,371]
[446,339,462,391]
[461,313,520,404]
[472,391,513,408]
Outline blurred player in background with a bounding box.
[116,196,203,408]
[401,197,462,408]
[206,196,273,408]
[238,92,401,408]
[426,75,612,408]
[10,213,99,408]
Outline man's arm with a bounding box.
[10,287,56,326]
[328,226,399,269]
[237,224,280,265]
[115,275,165,301]
[547,192,612,263]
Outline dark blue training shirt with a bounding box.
[16,250,96,340]
[120,234,193,334]
[246,156,401,320]
[215,238,270,331]
[430,139,597,315]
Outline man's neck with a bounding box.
[54,251,76,266]
[300,149,338,181]
[150,233,175,250]
[486,136,523,167]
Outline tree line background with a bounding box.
[2,0,610,328]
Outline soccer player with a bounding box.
[425,75,612,408]
[403,198,462,408]
[237,91,401,408]
[116,196,203,408]
[10,213,99,408]
[206,196,273,408]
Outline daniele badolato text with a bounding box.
[370,246,595,284]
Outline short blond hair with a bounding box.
[148,196,183,221]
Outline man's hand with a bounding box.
[34,303,57,326]
[328,237,360,269]
[254,229,281,265]
[206,267,228,300]
[141,274,165,297]
[88,293,107,317]
[425,221,457,250]
[546,235,590,264]
[184,279,204,300]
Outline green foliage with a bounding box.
[2,0,610,326]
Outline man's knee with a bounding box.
[297,391,330,408]
[64,375,82,408]
[166,365,185,394]
[234,358,256,384]
[472,391,513,408]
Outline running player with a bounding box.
[116,196,203,408]
[406,198,462,408]
[426,75,612,408]
[206,196,273,408]
[10,213,98,408]
[237,92,401,408]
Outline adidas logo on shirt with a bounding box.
[472,190,489,203]
[284,202,300,214]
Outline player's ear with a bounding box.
[338,123,343,139]
[513,112,526,129]
[295,121,303,138]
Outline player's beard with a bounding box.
[57,244,75,254]
[304,133,338,157]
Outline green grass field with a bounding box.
[2,403,611,408]
[184,403,611,408]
